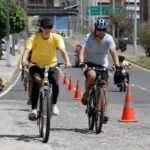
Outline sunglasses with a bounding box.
[96,28,106,32]
[42,25,53,29]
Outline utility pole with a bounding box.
[134,0,137,54]
[80,0,83,27]
[92,0,96,30]
[24,0,28,49]
[6,0,11,67]
[88,0,91,30]
[112,0,115,38]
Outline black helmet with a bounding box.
[118,55,125,62]
[40,18,53,29]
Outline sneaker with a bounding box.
[103,116,109,124]
[28,109,37,121]
[52,104,59,116]
[81,92,89,105]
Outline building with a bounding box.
[12,0,54,8]
[124,0,140,20]
[140,0,148,27]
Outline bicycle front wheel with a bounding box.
[23,77,28,91]
[40,89,52,143]
[95,88,105,134]
[88,90,95,131]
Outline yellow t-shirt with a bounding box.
[26,32,65,67]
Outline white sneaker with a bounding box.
[52,104,59,116]
[28,109,37,121]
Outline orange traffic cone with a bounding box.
[119,85,137,122]
[63,73,69,86]
[68,76,75,92]
[74,80,82,100]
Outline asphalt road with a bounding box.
[0,41,150,150]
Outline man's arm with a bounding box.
[23,49,32,67]
[109,48,119,66]
[79,47,85,63]
[58,48,71,66]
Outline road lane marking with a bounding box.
[109,73,150,92]
[131,83,150,92]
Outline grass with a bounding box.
[136,56,150,70]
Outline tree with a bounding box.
[109,12,133,52]
[0,0,25,39]
[139,27,150,57]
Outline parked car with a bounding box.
[1,39,13,58]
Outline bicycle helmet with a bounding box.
[94,19,107,29]
[40,17,53,29]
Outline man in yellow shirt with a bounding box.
[23,18,71,120]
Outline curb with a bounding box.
[125,57,150,73]
[117,52,150,72]
[2,50,24,88]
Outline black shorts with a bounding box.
[84,62,109,82]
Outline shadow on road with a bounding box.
[51,128,93,134]
[0,134,41,142]
[3,108,29,112]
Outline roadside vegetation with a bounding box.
[0,0,25,59]
[136,56,150,70]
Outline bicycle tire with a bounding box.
[38,94,43,137]
[41,89,52,143]
[21,70,24,81]
[23,77,28,91]
[95,88,105,134]
[88,90,95,131]
[123,82,126,92]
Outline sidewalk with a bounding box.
[0,40,25,87]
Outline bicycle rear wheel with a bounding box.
[39,89,52,143]
[88,90,95,131]
[95,88,105,134]
[23,77,28,91]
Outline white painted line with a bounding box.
[0,71,21,98]
[109,73,150,92]
[131,83,150,92]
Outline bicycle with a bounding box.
[81,64,112,134]
[29,65,53,143]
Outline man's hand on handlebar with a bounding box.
[79,62,87,72]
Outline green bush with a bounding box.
[139,27,150,57]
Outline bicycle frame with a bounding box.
[86,66,108,133]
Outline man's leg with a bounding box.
[82,70,96,105]
[27,79,32,105]
[101,71,109,124]
[48,67,59,115]
[126,72,130,83]
[29,66,42,120]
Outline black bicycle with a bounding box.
[33,66,53,143]
[82,65,112,134]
